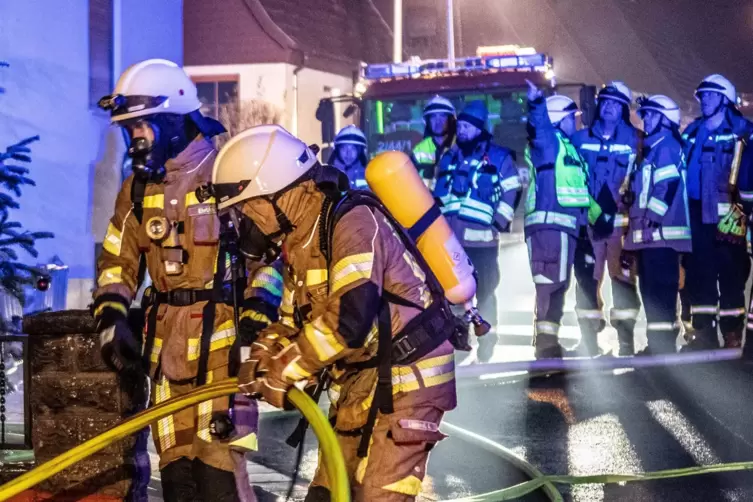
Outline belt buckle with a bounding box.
[173,290,192,306]
[394,336,416,363]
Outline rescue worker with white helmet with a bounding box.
[623,95,691,354]
[93,59,283,501]
[570,81,643,356]
[412,95,456,188]
[212,125,457,501]
[524,80,613,359]
[329,125,369,189]
[682,74,753,350]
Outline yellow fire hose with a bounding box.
[7,370,753,501]
[0,379,350,502]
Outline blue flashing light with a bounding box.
[364,63,419,79]
[362,52,549,81]
[486,56,521,69]
[364,64,393,79]
[518,54,547,67]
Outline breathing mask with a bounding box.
[122,114,198,181]
[226,197,294,264]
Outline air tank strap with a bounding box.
[406,203,442,241]
[357,298,394,458]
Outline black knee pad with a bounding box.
[193,459,239,502]
[305,485,332,502]
[161,458,197,502]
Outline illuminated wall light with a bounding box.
[354,81,367,96]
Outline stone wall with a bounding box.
[22,310,149,499]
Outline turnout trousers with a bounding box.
[574,232,640,354]
[465,246,501,362]
[686,200,750,348]
[527,230,576,354]
[638,248,681,354]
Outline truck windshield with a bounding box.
[363,89,530,165]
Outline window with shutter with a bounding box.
[89,0,113,109]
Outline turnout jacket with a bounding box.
[250,186,457,431]
[93,137,282,381]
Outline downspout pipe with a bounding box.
[292,50,305,136]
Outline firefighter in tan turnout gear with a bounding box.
[93,59,282,501]
[212,125,460,501]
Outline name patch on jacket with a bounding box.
[188,204,216,217]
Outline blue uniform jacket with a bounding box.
[571,120,641,237]
[682,110,753,224]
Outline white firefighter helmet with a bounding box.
[695,74,737,105]
[546,95,581,125]
[637,95,681,126]
[99,59,201,123]
[598,81,632,106]
[212,125,318,210]
[423,95,456,117]
[334,125,367,148]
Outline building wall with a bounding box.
[116,0,183,72]
[0,0,182,309]
[185,63,354,149]
[286,65,354,148]
[185,63,289,113]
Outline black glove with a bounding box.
[99,318,143,373]
[93,295,142,374]
[238,317,266,345]
[592,212,615,239]
[231,299,279,373]
[619,249,636,271]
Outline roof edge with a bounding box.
[241,0,299,52]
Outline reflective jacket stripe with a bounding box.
[525,210,578,229]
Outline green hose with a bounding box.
[446,460,753,500]
[440,421,563,502]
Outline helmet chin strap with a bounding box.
[269,190,296,235]
[703,96,726,119]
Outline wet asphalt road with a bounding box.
[136,241,753,500]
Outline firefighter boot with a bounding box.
[723,329,743,349]
[646,327,679,355]
[534,330,566,359]
[681,328,719,351]
[570,318,605,357]
[614,320,636,356]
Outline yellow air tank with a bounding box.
[365,150,476,305]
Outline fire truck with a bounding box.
[317,45,597,174]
